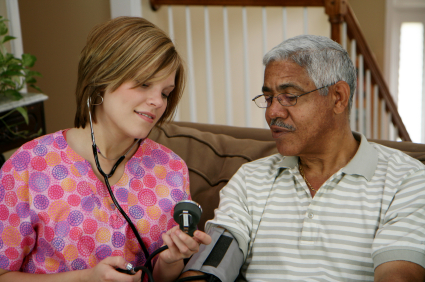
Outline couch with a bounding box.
[149,122,425,231]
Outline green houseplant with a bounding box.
[0,15,43,138]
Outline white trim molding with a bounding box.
[5,0,26,92]
[5,0,23,59]
[110,0,143,18]
[392,0,425,9]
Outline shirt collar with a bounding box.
[277,155,298,170]
[342,132,378,181]
[276,132,378,181]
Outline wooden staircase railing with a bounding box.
[150,0,411,141]
[151,0,325,9]
[344,5,409,141]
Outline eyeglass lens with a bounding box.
[255,94,297,108]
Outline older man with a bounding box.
[179,35,425,282]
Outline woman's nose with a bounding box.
[147,90,165,107]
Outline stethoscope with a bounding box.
[87,97,165,280]
[86,97,203,282]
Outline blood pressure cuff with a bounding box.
[183,227,244,282]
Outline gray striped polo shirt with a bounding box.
[205,132,425,281]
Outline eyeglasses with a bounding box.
[252,84,333,108]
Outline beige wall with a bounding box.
[350,0,386,72]
[19,0,110,134]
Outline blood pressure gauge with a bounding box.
[173,200,202,237]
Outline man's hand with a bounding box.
[375,260,425,282]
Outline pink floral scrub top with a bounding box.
[0,130,190,273]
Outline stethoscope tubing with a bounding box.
[85,96,213,282]
[87,97,161,276]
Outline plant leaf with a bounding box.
[1,78,16,87]
[21,54,36,67]
[1,70,23,77]
[4,89,22,100]
[26,70,42,77]
[2,35,16,44]
[25,77,37,84]
[4,53,16,64]
[29,84,42,93]
[7,64,24,71]
[0,22,8,36]
[15,106,29,124]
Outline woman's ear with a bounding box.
[332,81,351,115]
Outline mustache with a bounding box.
[270,118,295,131]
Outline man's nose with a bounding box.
[266,97,289,119]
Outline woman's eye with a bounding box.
[140,82,151,88]
[162,93,169,99]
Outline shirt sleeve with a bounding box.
[205,165,252,259]
[372,168,425,269]
[0,147,37,271]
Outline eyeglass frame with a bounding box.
[252,83,334,108]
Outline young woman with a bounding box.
[0,17,211,282]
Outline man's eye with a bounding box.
[280,94,297,104]
[264,96,273,102]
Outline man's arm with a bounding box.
[178,270,208,281]
[371,167,425,280]
[375,261,425,282]
[176,164,253,282]
[177,227,244,282]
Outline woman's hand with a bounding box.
[152,226,212,282]
[84,256,142,282]
[159,226,212,265]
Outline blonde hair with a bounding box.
[74,16,185,128]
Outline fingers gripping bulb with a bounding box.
[173,200,202,237]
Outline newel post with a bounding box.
[150,0,160,11]
[325,0,348,44]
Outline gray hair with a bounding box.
[263,35,356,112]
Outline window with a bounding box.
[397,22,424,143]
[385,0,425,143]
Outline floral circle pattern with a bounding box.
[0,131,189,273]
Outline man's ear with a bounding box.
[331,81,350,115]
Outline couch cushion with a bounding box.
[149,123,277,230]
[175,122,425,165]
